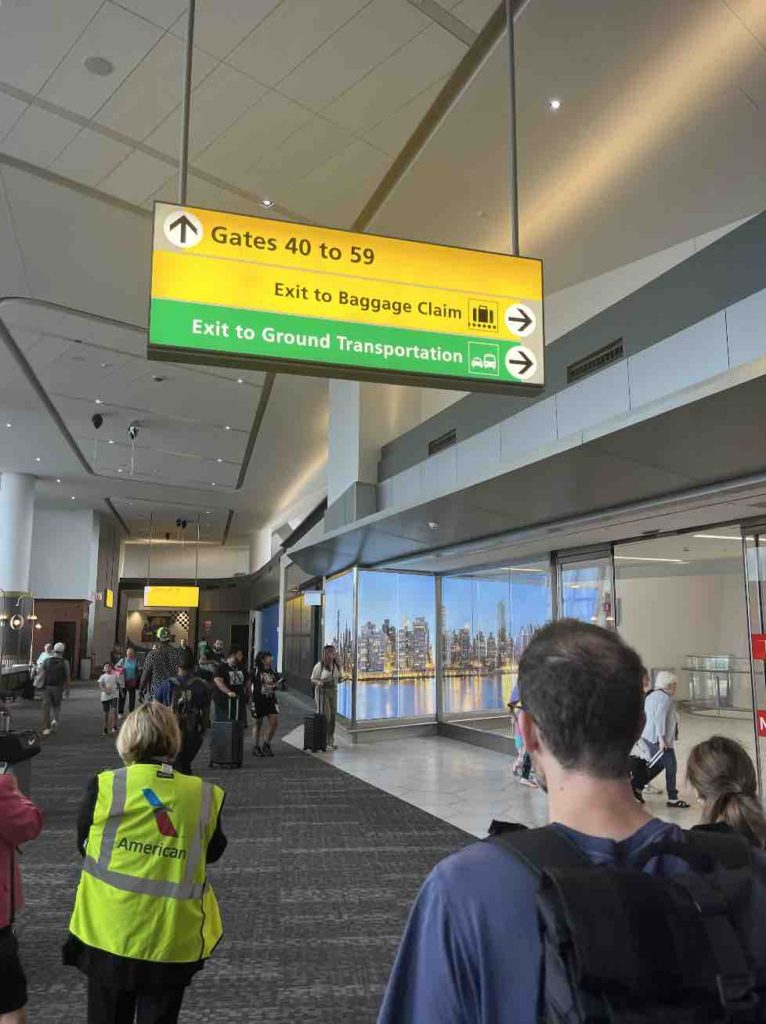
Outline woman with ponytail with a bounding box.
[686,735,766,849]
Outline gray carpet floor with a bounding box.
[7,685,471,1022]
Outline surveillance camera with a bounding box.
[127,421,140,441]
[91,413,103,429]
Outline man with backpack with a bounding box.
[40,642,70,737]
[379,619,766,1023]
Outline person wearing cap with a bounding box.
[40,642,71,737]
[640,670,689,808]
[139,628,183,702]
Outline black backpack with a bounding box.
[43,656,67,688]
[487,824,766,1023]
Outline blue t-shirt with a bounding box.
[378,818,684,1024]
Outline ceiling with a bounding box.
[0,0,764,559]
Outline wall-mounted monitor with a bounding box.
[303,591,323,607]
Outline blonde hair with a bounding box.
[116,702,181,765]
[686,735,766,849]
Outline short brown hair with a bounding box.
[116,702,180,765]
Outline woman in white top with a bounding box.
[310,645,343,750]
[640,670,689,808]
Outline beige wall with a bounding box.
[617,572,750,701]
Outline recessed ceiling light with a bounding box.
[224,425,231,431]
[108,439,115,444]
[211,482,216,487]
[83,55,115,76]
[34,457,41,463]
[56,478,62,484]
[4,422,10,428]
[428,521,439,531]
[548,97,562,111]
[101,362,112,369]
[216,458,223,463]
[205,510,212,514]
[70,496,76,500]
[692,533,741,541]
[261,198,274,208]
[95,399,103,405]
[236,378,244,384]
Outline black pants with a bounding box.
[174,727,203,775]
[118,688,137,716]
[87,978,186,1024]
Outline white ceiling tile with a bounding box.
[228,0,369,86]
[180,178,269,217]
[1,106,79,166]
[323,23,465,132]
[277,139,391,227]
[39,3,163,118]
[277,0,431,110]
[98,149,174,204]
[451,0,500,32]
[94,33,217,141]
[0,0,101,94]
[363,78,445,155]
[116,0,189,30]
[143,63,267,159]
[169,0,282,60]
[0,92,28,140]
[0,173,30,296]
[50,128,132,187]
[193,90,313,186]
[249,117,355,194]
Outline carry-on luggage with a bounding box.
[209,696,244,768]
[0,726,41,796]
[303,689,327,752]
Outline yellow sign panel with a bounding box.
[149,203,544,393]
[104,589,114,609]
[143,585,200,609]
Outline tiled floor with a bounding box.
[285,707,760,836]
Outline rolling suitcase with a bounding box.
[209,696,244,768]
[303,689,327,752]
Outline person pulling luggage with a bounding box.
[310,646,344,751]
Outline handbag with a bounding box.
[32,668,45,690]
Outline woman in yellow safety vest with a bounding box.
[63,702,227,1024]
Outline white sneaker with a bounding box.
[51,720,58,732]
[519,777,539,789]
[42,728,52,737]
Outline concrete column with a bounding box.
[0,472,35,592]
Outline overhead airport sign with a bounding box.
[148,203,544,393]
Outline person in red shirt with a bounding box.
[0,770,44,1023]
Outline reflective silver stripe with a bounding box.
[184,781,213,887]
[98,767,128,868]
[83,855,203,900]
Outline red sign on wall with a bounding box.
[752,634,766,661]
[757,710,766,739]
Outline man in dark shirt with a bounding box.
[379,620,695,1024]
[140,628,183,699]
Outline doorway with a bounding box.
[614,530,755,810]
[52,621,78,671]
[230,623,249,653]
[556,548,615,626]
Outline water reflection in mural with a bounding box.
[441,564,551,716]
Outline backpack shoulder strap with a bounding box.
[485,823,592,877]
[684,826,752,869]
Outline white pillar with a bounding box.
[0,473,35,592]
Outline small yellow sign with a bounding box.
[143,585,200,609]
[104,589,114,609]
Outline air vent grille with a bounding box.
[428,429,457,456]
[567,339,624,385]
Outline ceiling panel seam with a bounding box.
[405,0,478,45]
[105,497,130,536]
[0,81,308,221]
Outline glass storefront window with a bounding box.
[558,558,613,625]
[323,572,354,719]
[356,571,436,720]
[441,562,551,717]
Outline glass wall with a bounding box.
[558,554,614,625]
[323,571,355,719]
[356,571,436,720]
[441,562,551,719]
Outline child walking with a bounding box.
[98,662,120,735]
